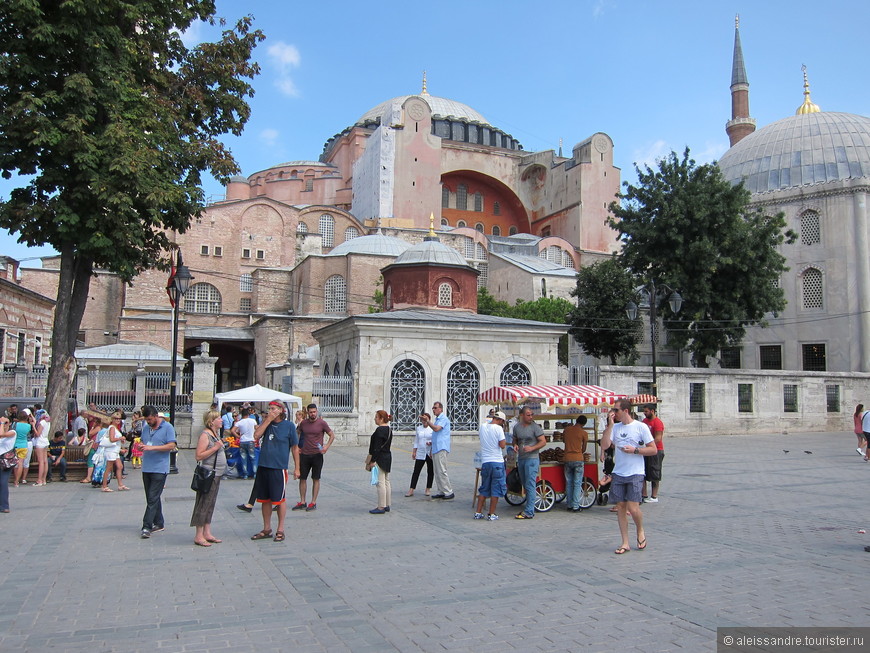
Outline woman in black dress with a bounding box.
[366,410,392,514]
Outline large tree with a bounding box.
[568,256,642,364]
[609,149,795,365]
[0,1,263,426]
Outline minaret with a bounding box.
[725,15,756,146]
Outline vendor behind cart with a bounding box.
[512,406,547,520]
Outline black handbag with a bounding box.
[190,431,219,493]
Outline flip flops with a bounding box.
[614,546,630,555]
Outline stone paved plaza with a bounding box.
[0,430,865,652]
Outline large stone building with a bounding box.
[716,21,870,374]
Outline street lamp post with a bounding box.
[625,280,683,399]
[166,251,193,474]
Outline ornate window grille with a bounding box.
[802,268,823,309]
[390,360,425,431]
[447,361,480,431]
[183,283,222,314]
[800,210,821,245]
[438,283,453,307]
[500,362,530,386]
[324,275,346,313]
[319,214,335,247]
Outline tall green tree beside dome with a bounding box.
[609,149,796,366]
[0,1,263,427]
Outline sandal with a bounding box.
[206,537,222,543]
[80,479,91,484]
[614,546,631,555]
[101,487,113,492]
[194,540,212,547]
[118,486,130,491]
[273,531,285,542]
[250,529,272,540]
[637,538,647,550]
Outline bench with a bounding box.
[24,445,89,482]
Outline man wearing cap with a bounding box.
[474,410,507,521]
[250,400,300,543]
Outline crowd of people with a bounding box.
[1,396,668,555]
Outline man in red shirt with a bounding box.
[641,405,665,503]
[291,403,335,512]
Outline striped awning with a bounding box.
[478,384,658,409]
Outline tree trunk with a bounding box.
[44,245,93,430]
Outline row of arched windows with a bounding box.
[441,217,515,235]
[389,359,531,431]
[295,215,359,248]
[442,184,501,216]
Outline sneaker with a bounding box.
[291,502,306,511]
[140,529,151,539]
[305,503,317,512]
[430,494,445,499]
[473,512,484,520]
[486,514,499,521]
[442,493,455,500]
[858,448,865,455]
[151,525,165,533]
[645,497,659,503]
[384,506,390,512]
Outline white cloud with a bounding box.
[630,139,671,170]
[260,128,280,147]
[178,21,206,48]
[694,140,730,164]
[592,0,612,18]
[267,41,301,97]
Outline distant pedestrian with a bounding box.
[190,410,227,547]
[429,402,454,500]
[601,399,657,554]
[562,415,589,512]
[641,405,665,502]
[292,404,335,512]
[366,410,393,514]
[405,413,433,497]
[139,405,177,539]
[474,410,507,521]
[0,415,17,512]
[854,404,866,456]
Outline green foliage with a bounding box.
[568,256,642,364]
[608,148,795,365]
[476,287,512,317]
[369,276,384,313]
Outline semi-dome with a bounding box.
[358,95,489,126]
[327,232,411,257]
[393,239,469,268]
[718,111,870,194]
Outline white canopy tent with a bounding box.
[214,384,303,414]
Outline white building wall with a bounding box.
[351,102,400,221]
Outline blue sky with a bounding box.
[3,0,869,264]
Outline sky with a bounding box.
[3,0,869,264]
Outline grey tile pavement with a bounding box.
[0,430,866,651]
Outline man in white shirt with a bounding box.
[232,408,258,479]
[601,399,657,555]
[473,411,507,521]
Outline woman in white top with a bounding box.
[32,414,52,486]
[0,415,17,512]
[405,412,433,497]
[100,411,130,492]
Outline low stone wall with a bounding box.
[599,365,870,436]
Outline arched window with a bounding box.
[541,279,547,297]
[324,275,347,313]
[442,186,450,208]
[319,214,335,247]
[297,221,308,234]
[344,360,352,377]
[474,192,483,212]
[493,202,501,216]
[322,363,330,378]
[457,220,466,228]
[344,226,359,242]
[390,360,425,432]
[475,222,484,233]
[438,282,453,307]
[183,283,222,314]
[239,273,253,293]
[475,243,487,260]
[456,184,467,210]
[333,362,340,377]
[447,361,480,431]
[500,362,530,386]
[477,263,488,289]
[441,218,449,227]
[464,237,475,259]
[509,226,517,235]
[562,251,575,269]
[802,268,823,309]
[800,210,821,245]
[492,225,501,236]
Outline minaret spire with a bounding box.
[796,64,821,115]
[421,70,429,96]
[725,14,756,147]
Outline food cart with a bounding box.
[477,384,657,512]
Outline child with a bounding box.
[131,435,144,468]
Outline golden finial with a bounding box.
[428,213,436,236]
[421,71,429,96]
[735,14,739,29]
[796,64,821,115]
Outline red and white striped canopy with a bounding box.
[478,384,656,409]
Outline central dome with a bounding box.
[718,111,870,193]
[357,95,490,126]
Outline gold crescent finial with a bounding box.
[428,212,436,236]
[796,64,820,114]
[421,70,428,95]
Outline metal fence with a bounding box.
[86,370,136,412]
[144,371,193,413]
[312,375,353,413]
[565,365,600,386]
[0,371,16,396]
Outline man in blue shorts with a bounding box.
[474,411,507,521]
[601,399,657,555]
[250,400,300,543]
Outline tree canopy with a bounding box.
[568,257,642,364]
[0,0,264,426]
[608,149,795,365]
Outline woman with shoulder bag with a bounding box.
[190,410,227,547]
[100,411,130,491]
[366,410,393,514]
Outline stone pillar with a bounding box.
[855,191,870,371]
[75,365,89,411]
[134,366,146,412]
[288,346,315,406]
[189,342,218,448]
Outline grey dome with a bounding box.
[718,111,870,193]
[358,95,489,126]
[327,233,411,257]
[393,239,469,267]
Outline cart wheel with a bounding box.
[578,477,597,509]
[554,492,566,504]
[534,481,556,512]
[505,491,525,506]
